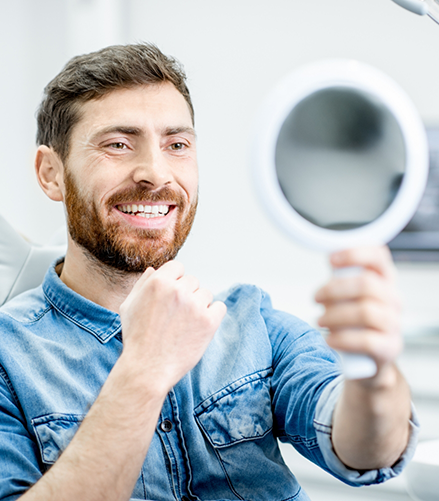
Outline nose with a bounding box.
[132,143,173,188]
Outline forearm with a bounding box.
[20,353,166,501]
[332,364,411,470]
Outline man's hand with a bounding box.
[120,261,227,394]
[315,245,403,373]
[21,262,225,501]
[314,246,412,470]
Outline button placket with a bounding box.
[157,391,191,501]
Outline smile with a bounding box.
[116,204,171,218]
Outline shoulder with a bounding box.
[217,283,314,338]
[0,286,51,325]
[216,283,271,309]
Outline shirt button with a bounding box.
[160,419,173,432]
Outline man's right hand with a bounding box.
[119,261,227,395]
[21,261,225,501]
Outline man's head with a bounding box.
[35,43,198,274]
[37,43,194,164]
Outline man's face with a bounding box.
[62,83,198,272]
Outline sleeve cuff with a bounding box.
[313,374,420,486]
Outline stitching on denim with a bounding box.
[0,303,52,325]
[166,432,183,499]
[31,413,86,426]
[157,432,176,497]
[140,470,147,499]
[284,433,319,449]
[211,426,274,449]
[194,367,272,414]
[44,290,120,342]
[313,420,331,429]
[280,486,303,501]
[0,364,21,410]
[212,446,245,500]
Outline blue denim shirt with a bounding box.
[0,260,419,501]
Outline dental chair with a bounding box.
[0,214,66,306]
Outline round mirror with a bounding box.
[251,60,429,379]
[252,59,429,252]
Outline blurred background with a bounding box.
[1,1,439,499]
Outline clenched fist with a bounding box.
[119,261,227,394]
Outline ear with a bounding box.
[35,146,65,202]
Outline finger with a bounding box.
[177,274,200,294]
[318,299,400,333]
[325,328,403,363]
[127,267,156,297]
[330,245,397,281]
[154,260,185,280]
[207,300,227,326]
[315,271,402,310]
[193,287,214,307]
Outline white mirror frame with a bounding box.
[251,59,429,252]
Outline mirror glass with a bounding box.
[275,87,406,231]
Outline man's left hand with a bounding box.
[315,245,403,373]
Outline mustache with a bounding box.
[107,186,186,209]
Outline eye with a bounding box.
[109,142,127,150]
[170,142,186,151]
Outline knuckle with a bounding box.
[358,300,374,324]
[357,273,372,295]
[362,334,376,355]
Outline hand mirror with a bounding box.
[252,60,429,379]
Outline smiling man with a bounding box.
[0,43,418,501]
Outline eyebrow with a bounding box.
[91,125,197,142]
[164,126,197,139]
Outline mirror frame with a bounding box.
[251,59,429,251]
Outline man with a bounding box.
[0,43,417,501]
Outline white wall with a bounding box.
[1,0,439,328]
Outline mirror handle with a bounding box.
[332,266,378,380]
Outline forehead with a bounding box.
[73,83,193,137]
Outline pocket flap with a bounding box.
[195,373,273,448]
[32,413,85,464]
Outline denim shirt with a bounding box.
[0,261,419,501]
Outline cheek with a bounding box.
[183,167,199,201]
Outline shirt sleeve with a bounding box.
[0,365,43,500]
[314,374,420,485]
[261,291,419,487]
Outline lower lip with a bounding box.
[114,207,177,229]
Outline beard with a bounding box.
[64,169,197,273]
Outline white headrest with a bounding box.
[0,215,66,305]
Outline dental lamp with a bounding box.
[391,0,439,24]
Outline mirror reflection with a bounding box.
[275,87,406,230]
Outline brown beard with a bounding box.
[64,168,197,273]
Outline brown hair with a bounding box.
[36,43,194,162]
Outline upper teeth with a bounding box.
[117,204,170,217]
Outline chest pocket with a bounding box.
[32,413,84,465]
[194,369,273,448]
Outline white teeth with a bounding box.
[117,204,171,217]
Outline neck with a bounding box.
[59,237,141,313]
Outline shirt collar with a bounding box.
[42,258,122,344]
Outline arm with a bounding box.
[20,261,226,501]
[315,246,412,470]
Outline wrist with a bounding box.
[114,349,172,402]
[356,362,400,391]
